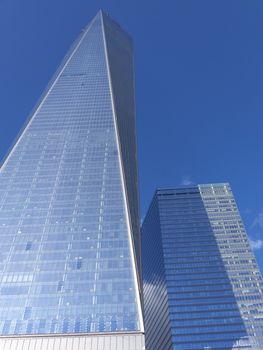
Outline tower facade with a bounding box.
[0,11,144,350]
[142,183,263,350]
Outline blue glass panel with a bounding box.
[142,184,263,349]
[0,12,141,335]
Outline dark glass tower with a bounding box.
[0,11,144,350]
[142,183,263,350]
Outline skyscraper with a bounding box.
[0,11,144,350]
[142,183,263,350]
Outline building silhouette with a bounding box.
[0,11,144,350]
[142,183,263,350]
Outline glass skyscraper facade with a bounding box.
[0,11,144,350]
[142,183,263,350]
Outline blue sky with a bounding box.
[0,1,263,270]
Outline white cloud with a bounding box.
[249,239,263,250]
[252,212,263,229]
[180,176,194,186]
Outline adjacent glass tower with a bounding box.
[0,11,144,350]
[142,183,263,350]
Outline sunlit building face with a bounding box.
[0,11,144,350]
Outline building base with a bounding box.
[0,332,145,350]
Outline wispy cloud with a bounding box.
[251,212,263,229]
[249,239,263,250]
[180,176,194,186]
